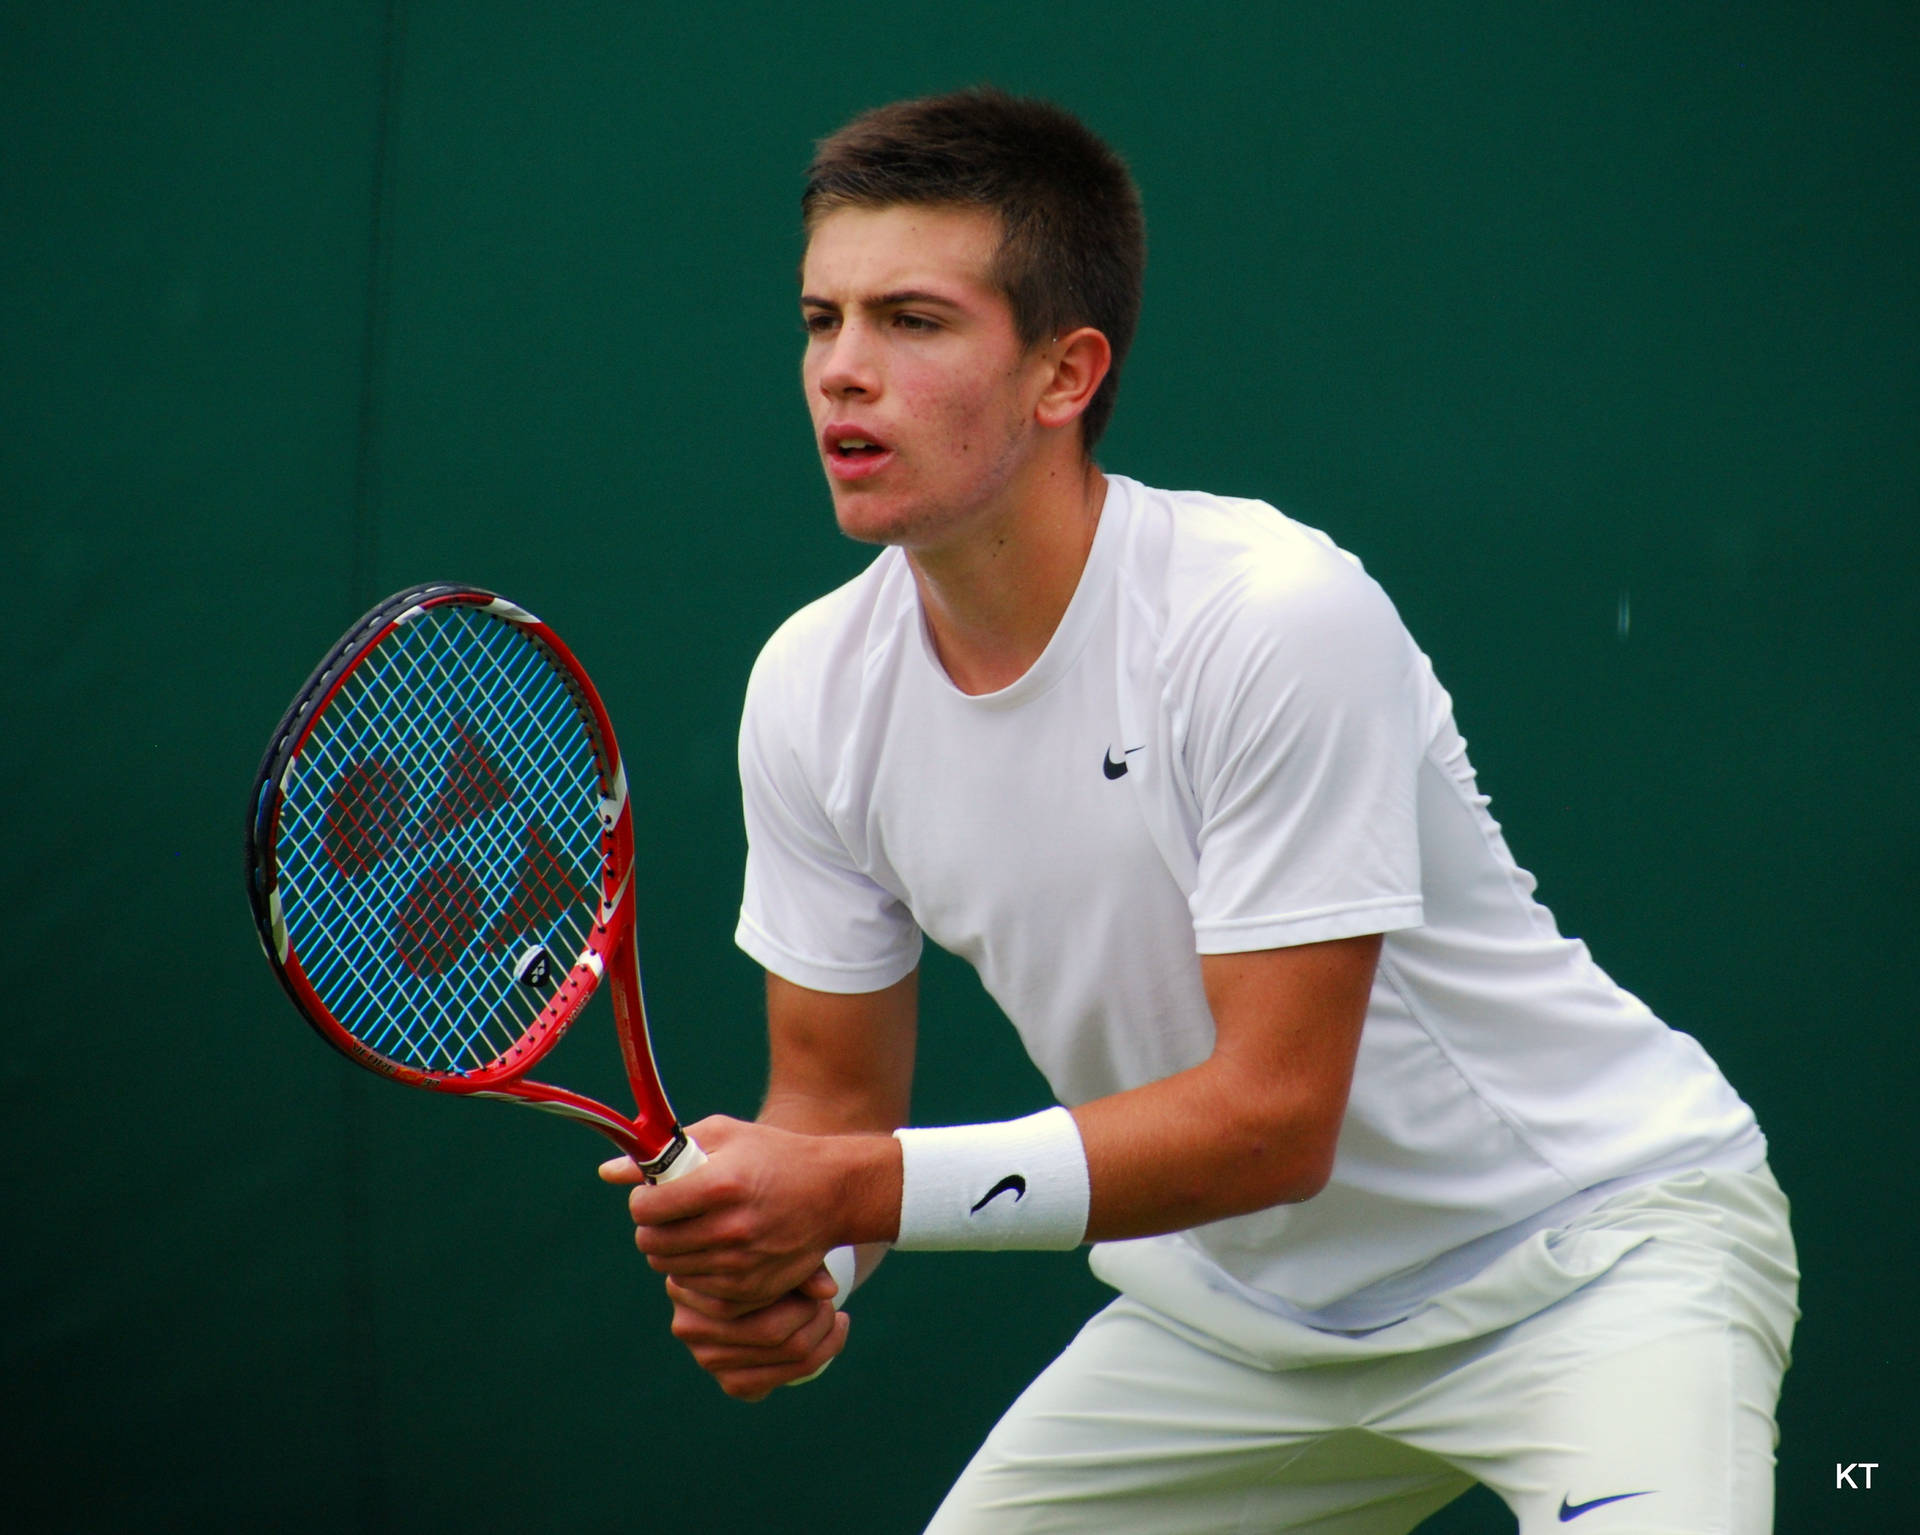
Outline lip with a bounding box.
[821,421,896,482]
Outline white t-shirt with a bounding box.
[735,475,1763,1327]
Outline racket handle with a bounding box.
[643,1130,707,1185]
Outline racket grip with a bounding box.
[644,1131,707,1185]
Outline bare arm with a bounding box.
[757,968,919,1137]
[1074,934,1377,1238]
[621,933,1378,1296]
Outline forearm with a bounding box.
[758,969,916,1139]
[879,935,1373,1249]
[1071,1056,1340,1242]
[751,970,918,1282]
[782,1056,1338,1253]
[757,1084,904,1137]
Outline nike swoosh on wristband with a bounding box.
[969,1175,1027,1213]
[1558,1491,1654,1522]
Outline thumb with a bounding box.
[597,1154,644,1185]
[798,1266,839,1302]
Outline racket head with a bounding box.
[245,584,637,1102]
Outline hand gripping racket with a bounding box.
[245,583,704,1183]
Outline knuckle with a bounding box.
[747,1319,793,1350]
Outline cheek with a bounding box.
[896,368,1012,454]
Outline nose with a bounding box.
[814,316,880,401]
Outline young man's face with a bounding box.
[800,204,1059,550]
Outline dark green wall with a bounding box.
[6,3,1914,1529]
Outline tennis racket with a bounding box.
[245,582,704,1183]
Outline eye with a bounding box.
[802,312,838,336]
[893,312,938,333]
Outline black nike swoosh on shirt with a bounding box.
[1102,746,1144,779]
[969,1175,1027,1213]
[1558,1492,1654,1522]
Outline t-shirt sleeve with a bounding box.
[733,638,923,993]
[1180,553,1427,952]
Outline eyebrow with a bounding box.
[799,288,969,311]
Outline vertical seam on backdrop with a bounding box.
[351,0,404,612]
[343,3,405,1529]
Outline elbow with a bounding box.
[1288,1107,1345,1201]
[1285,1147,1337,1203]
[1266,1143,1336,1206]
[1236,1113,1340,1209]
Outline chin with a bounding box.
[829,487,926,548]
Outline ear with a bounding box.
[1033,326,1113,433]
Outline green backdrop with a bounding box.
[6,3,1914,1529]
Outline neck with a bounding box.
[907,457,1108,695]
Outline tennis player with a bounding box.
[605,90,1799,1533]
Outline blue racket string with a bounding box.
[274,605,605,1075]
[289,610,594,1069]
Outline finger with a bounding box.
[650,1258,801,1312]
[673,1293,834,1354]
[669,1279,818,1332]
[664,1278,765,1322]
[709,1312,850,1401]
[597,1155,642,1185]
[656,1252,775,1306]
[783,1311,853,1388]
[629,1211,747,1258]
[625,1172,722,1228]
[798,1265,839,1302]
[667,1273,822,1324]
[635,1236,752,1279]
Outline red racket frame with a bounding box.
[247,585,701,1182]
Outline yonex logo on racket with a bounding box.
[305,702,592,994]
[323,722,515,883]
[514,946,556,989]
[319,720,578,982]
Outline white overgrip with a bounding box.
[647,1133,708,1184]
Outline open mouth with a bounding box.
[822,427,895,480]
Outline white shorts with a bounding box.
[926,1165,1799,1535]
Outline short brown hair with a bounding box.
[803,89,1145,451]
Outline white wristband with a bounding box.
[894,1107,1090,1251]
